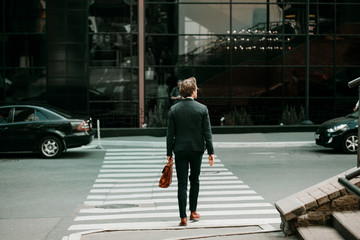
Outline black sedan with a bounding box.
[0,105,94,158]
[315,111,358,154]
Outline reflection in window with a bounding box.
[0,108,11,124]
[89,68,135,101]
[4,68,46,102]
[14,108,36,122]
[179,4,230,34]
[35,110,48,121]
[89,0,135,67]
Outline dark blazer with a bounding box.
[166,98,214,156]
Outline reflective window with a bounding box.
[0,108,11,125]
[4,69,46,102]
[14,108,36,122]
[179,4,230,35]
[35,110,48,120]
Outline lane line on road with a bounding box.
[84,196,265,206]
[79,203,274,214]
[74,209,279,221]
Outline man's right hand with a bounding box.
[208,154,214,166]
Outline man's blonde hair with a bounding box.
[180,77,197,97]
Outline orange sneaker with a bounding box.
[179,217,187,226]
[190,211,200,221]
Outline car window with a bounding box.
[14,108,37,122]
[35,110,48,120]
[0,108,11,124]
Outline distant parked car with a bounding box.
[315,111,358,154]
[0,105,94,158]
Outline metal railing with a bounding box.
[338,168,360,199]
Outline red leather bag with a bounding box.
[159,161,173,188]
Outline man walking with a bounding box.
[166,77,215,226]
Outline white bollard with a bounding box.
[96,119,104,149]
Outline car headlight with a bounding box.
[327,124,349,133]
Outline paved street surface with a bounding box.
[0,132,356,240]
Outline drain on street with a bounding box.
[95,204,139,209]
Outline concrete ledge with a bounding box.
[297,226,345,240]
[275,167,360,236]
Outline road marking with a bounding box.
[84,196,266,206]
[99,168,228,173]
[98,171,234,178]
[101,163,225,168]
[94,175,239,183]
[79,203,273,214]
[90,185,250,193]
[66,148,280,238]
[74,209,279,221]
[92,180,244,188]
[87,190,257,200]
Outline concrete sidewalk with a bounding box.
[70,226,297,240]
[89,132,316,149]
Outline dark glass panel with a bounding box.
[309,35,334,66]
[146,36,177,66]
[232,3,281,31]
[179,4,230,35]
[68,0,87,9]
[67,44,86,61]
[336,35,360,66]
[179,35,231,66]
[68,26,86,42]
[5,0,44,33]
[89,68,136,101]
[46,9,66,28]
[48,61,66,77]
[336,3,360,26]
[4,68,46,102]
[47,26,67,42]
[145,3,177,34]
[5,35,46,67]
[232,67,283,99]
[283,35,306,66]
[67,62,87,77]
[308,67,334,97]
[89,33,134,67]
[68,10,87,27]
[89,1,131,32]
[178,67,230,98]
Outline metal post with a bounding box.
[358,85,360,167]
[348,77,360,167]
[302,0,313,125]
[96,119,103,149]
[138,0,145,128]
[305,0,309,120]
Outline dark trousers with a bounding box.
[174,151,203,218]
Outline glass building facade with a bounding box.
[1,0,360,128]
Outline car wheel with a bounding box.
[342,133,358,154]
[39,136,63,158]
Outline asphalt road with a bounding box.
[0,134,357,240]
[216,146,356,204]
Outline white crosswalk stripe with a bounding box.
[67,148,280,233]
